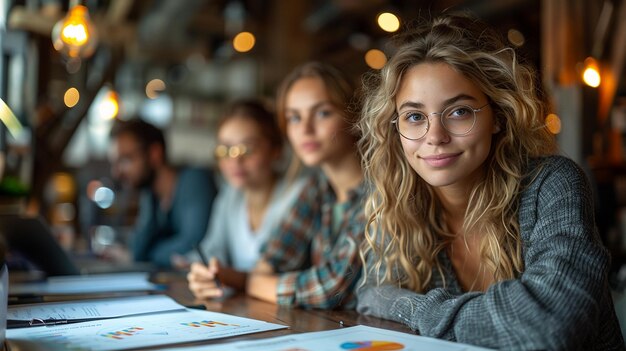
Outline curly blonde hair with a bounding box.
[359,14,556,292]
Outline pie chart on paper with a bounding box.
[340,340,405,350]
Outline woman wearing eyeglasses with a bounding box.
[356,14,624,350]
[179,100,305,273]
[188,62,366,309]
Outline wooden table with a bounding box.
[5,271,413,350]
[153,272,415,346]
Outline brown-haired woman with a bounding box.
[188,62,367,309]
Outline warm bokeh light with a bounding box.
[51,5,98,58]
[233,32,256,52]
[582,57,601,88]
[377,12,400,32]
[146,79,166,99]
[51,172,76,201]
[545,113,562,134]
[62,22,88,46]
[0,98,24,138]
[100,91,120,120]
[365,49,387,69]
[507,29,525,47]
[64,87,80,108]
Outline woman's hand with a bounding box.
[187,259,224,300]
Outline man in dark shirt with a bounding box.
[108,119,216,268]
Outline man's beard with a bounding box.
[136,167,156,190]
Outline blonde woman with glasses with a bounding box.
[357,14,624,350]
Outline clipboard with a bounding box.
[6,294,185,329]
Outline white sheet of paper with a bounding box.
[7,309,287,351]
[9,273,159,295]
[7,295,184,321]
[163,325,494,351]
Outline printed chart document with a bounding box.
[7,295,184,327]
[9,273,160,296]
[164,325,494,351]
[7,308,287,351]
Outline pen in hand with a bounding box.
[195,245,222,288]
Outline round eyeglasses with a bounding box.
[392,103,490,140]
[214,144,251,159]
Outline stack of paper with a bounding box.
[9,273,160,296]
[6,295,287,351]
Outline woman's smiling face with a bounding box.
[395,62,499,191]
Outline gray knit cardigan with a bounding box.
[357,155,625,350]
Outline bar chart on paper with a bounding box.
[7,309,286,350]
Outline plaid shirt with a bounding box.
[261,171,366,309]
